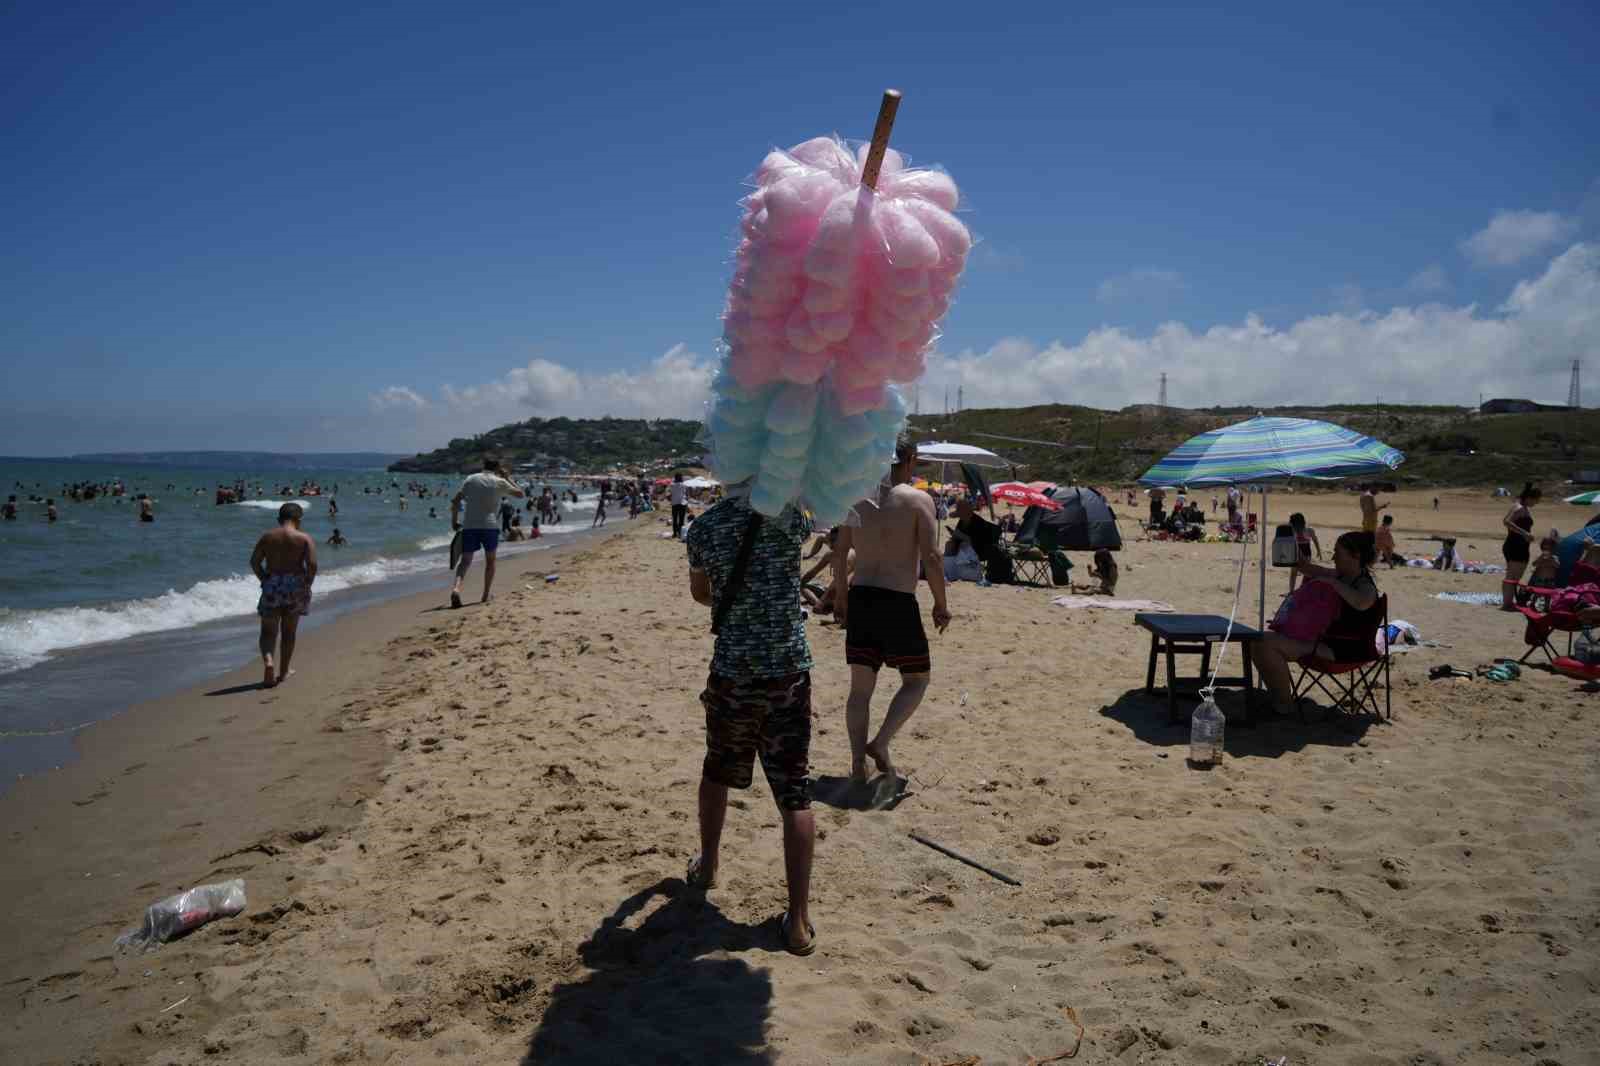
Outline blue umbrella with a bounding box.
[1140,416,1405,626]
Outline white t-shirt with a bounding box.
[459,473,517,530]
[669,483,687,506]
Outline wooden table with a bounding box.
[1135,613,1264,724]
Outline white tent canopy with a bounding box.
[681,476,720,489]
[915,441,1011,468]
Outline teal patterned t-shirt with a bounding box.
[685,497,813,680]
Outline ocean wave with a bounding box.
[0,554,437,675]
[417,534,454,550]
[235,498,311,510]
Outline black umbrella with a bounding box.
[1028,486,1123,552]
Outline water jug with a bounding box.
[1189,696,1224,768]
[1271,524,1299,566]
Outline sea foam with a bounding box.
[0,554,434,674]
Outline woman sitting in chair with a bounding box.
[1251,531,1380,717]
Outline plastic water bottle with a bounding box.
[1189,696,1224,768]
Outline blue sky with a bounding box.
[3,1,1597,454]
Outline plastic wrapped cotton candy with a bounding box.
[705,91,971,525]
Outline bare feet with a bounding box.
[450,591,462,609]
[276,669,296,685]
[865,741,894,779]
[686,855,717,889]
[262,661,276,688]
[849,760,869,786]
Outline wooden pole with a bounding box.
[860,89,902,190]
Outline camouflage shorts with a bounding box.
[700,671,812,811]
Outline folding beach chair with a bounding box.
[1291,594,1391,720]
[1004,508,1052,586]
[1514,605,1586,665]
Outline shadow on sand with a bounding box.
[1098,687,1376,758]
[204,681,272,696]
[524,878,776,1065]
[811,772,909,811]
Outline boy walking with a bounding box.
[685,485,816,955]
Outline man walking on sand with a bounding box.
[685,480,817,956]
[833,436,951,785]
[250,502,317,688]
[449,458,524,609]
[670,473,689,539]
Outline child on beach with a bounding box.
[1528,535,1561,587]
[1286,513,1321,591]
[1375,514,1402,567]
[1088,549,1118,595]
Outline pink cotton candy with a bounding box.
[709,132,972,518]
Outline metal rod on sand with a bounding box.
[909,832,1022,886]
[860,89,902,190]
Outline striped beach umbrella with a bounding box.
[1139,416,1404,487]
[1564,490,1600,505]
[1139,415,1405,628]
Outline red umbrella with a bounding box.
[992,484,1061,510]
[1026,480,1057,493]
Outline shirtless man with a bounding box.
[138,494,155,523]
[250,502,318,687]
[1359,484,1388,534]
[832,437,951,783]
[2,495,15,520]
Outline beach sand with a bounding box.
[2,492,1597,1065]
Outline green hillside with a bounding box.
[388,417,704,475]
[388,403,1600,487]
[907,403,1600,488]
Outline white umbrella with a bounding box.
[682,476,720,489]
[915,441,1011,468]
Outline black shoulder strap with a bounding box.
[711,511,764,636]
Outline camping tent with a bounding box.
[1027,486,1122,551]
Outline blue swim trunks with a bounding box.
[461,528,499,554]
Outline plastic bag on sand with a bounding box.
[115,879,246,952]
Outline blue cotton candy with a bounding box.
[765,383,820,434]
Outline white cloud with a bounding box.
[369,385,427,411]
[1461,209,1578,267]
[925,243,1598,411]
[1096,268,1186,304]
[1405,263,1451,296]
[435,343,716,423]
[372,244,1599,447]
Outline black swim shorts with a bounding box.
[700,671,812,811]
[845,585,930,674]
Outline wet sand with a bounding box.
[2,494,1597,1065]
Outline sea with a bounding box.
[0,459,606,789]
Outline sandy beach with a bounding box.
[3,491,1597,1065]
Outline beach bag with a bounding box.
[1048,551,1074,586]
[1269,581,1342,643]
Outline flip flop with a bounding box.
[780,911,816,957]
[685,855,716,890]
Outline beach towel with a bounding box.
[1550,583,1600,615]
[1433,591,1501,605]
[1050,596,1174,612]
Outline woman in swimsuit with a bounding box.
[1251,531,1380,717]
[1501,482,1540,610]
